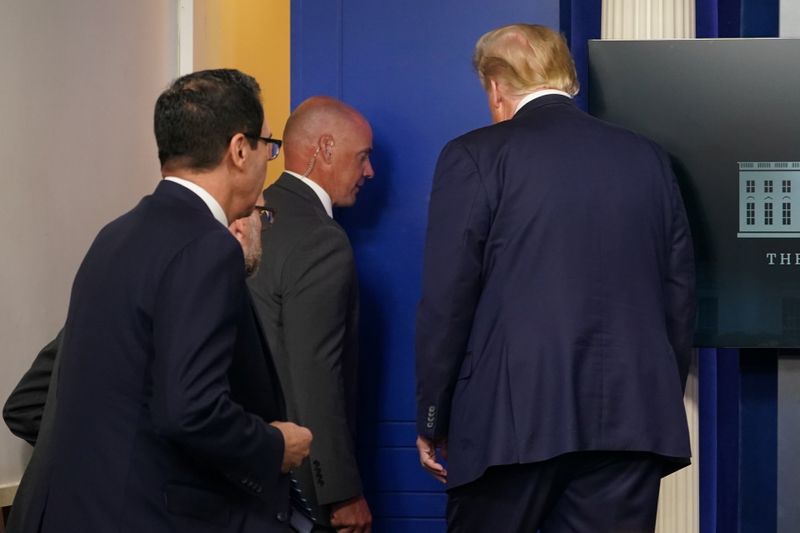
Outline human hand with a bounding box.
[416,435,447,483]
[269,421,312,473]
[330,494,372,533]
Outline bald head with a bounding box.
[284,97,365,166]
[283,96,374,207]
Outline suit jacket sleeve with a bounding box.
[281,224,362,505]
[416,139,491,440]
[3,329,62,446]
[658,147,696,390]
[150,230,285,501]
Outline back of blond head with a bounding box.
[473,24,579,97]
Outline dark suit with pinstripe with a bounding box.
[416,95,696,532]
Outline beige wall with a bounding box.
[0,0,178,501]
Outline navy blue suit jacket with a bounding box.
[12,180,290,532]
[416,95,696,488]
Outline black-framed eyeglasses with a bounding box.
[255,206,275,226]
[245,134,282,160]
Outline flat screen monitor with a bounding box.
[589,39,800,347]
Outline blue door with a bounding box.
[292,2,561,530]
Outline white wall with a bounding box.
[781,0,800,37]
[0,0,178,498]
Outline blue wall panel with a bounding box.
[368,493,447,518]
[292,0,560,526]
[374,518,449,533]
[740,0,779,37]
[291,0,344,99]
[695,0,779,38]
[559,0,602,111]
[739,350,777,533]
[718,0,743,37]
[699,348,740,533]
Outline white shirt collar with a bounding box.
[284,170,333,218]
[514,89,572,116]
[164,176,228,226]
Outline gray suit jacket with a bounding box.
[249,173,362,526]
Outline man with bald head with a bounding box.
[249,96,374,532]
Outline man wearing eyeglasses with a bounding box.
[3,198,297,527]
[3,69,312,533]
[249,96,375,533]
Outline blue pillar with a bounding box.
[560,0,602,111]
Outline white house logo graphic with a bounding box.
[738,161,800,238]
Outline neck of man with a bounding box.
[286,163,335,201]
[163,168,239,222]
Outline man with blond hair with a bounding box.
[415,24,695,532]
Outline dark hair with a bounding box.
[154,69,263,171]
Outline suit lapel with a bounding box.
[273,173,329,216]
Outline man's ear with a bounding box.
[318,134,335,164]
[489,78,502,110]
[488,78,514,123]
[229,133,249,170]
[228,218,246,245]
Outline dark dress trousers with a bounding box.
[416,95,696,490]
[249,173,362,526]
[6,180,291,533]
